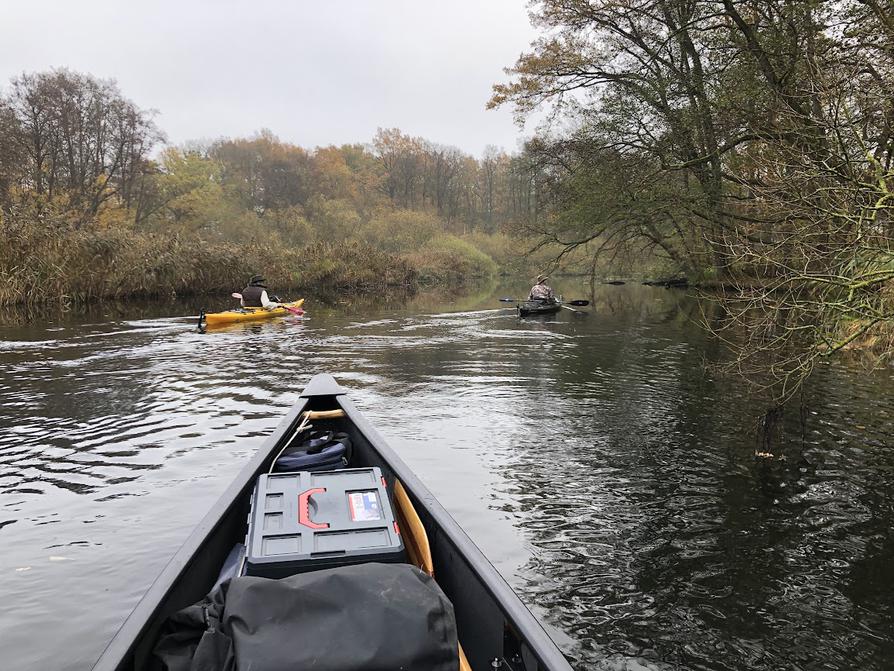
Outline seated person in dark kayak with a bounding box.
[528,274,555,302]
[240,275,281,309]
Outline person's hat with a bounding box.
[249,274,266,286]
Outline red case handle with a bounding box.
[298,487,329,530]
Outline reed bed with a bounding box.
[0,219,416,306]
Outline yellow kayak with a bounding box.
[204,299,305,326]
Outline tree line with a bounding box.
[0,70,159,221]
[0,69,563,304]
[137,129,549,244]
[0,69,551,243]
[491,0,894,399]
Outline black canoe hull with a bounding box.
[518,301,562,317]
[92,374,572,671]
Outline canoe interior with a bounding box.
[94,375,572,671]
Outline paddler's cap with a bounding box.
[249,274,267,286]
[536,274,549,284]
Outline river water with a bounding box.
[1,284,893,670]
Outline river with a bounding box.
[1,284,892,670]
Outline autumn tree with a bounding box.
[492,0,894,400]
[490,0,751,275]
[0,69,160,219]
[373,128,424,208]
[0,101,20,209]
[706,1,894,398]
[210,130,311,214]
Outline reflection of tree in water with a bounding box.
[302,278,501,318]
[588,285,694,325]
[844,512,894,664]
[0,296,213,328]
[489,291,894,670]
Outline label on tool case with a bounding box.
[348,491,382,521]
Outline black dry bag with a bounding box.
[273,430,352,472]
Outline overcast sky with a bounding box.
[0,0,538,156]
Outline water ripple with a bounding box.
[1,288,893,670]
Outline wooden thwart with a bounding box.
[302,409,346,421]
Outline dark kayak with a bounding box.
[92,374,573,671]
[518,300,562,317]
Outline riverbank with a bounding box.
[0,216,507,306]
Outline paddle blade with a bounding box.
[498,297,517,302]
[568,300,590,306]
[231,292,243,299]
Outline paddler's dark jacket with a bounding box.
[241,284,265,307]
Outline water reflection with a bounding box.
[1,284,893,670]
[496,320,894,669]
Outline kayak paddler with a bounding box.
[528,274,555,302]
[240,275,281,309]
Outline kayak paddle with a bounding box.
[498,298,590,306]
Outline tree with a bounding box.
[1,69,160,219]
[0,100,21,209]
[490,0,748,274]
[707,0,894,398]
[210,130,310,213]
[491,0,894,401]
[311,146,358,203]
